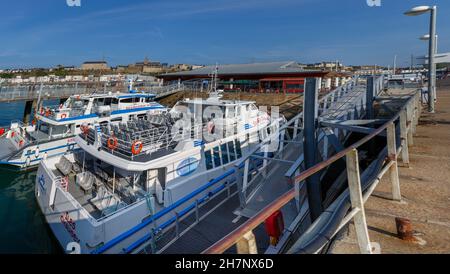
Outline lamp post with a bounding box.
[420,34,438,103]
[405,5,437,113]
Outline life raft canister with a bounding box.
[131,140,143,155]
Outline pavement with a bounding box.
[331,85,450,254]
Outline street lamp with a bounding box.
[419,34,438,103]
[405,5,437,113]
[419,34,438,53]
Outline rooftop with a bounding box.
[162,61,322,77]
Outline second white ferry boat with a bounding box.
[0,92,166,169]
[35,93,285,254]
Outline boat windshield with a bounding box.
[28,121,73,142]
[66,97,89,109]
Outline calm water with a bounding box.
[0,101,61,253]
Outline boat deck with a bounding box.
[0,138,17,160]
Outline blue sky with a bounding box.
[0,0,449,68]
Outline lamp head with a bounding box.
[404,6,431,16]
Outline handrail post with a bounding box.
[387,122,402,201]
[366,77,374,119]
[399,110,410,167]
[346,149,373,254]
[406,103,414,146]
[236,231,258,254]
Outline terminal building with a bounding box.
[160,61,350,93]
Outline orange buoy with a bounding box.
[107,136,118,150]
[80,124,90,136]
[131,140,143,155]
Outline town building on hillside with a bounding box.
[81,61,110,70]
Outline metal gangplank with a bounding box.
[91,76,387,255]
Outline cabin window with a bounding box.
[104,98,112,106]
[145,97,154,103]
[120,98,136,104]
[213,146,221,167]
[93,98,104,108]
[111,98,119,105]
[235,140,242,158]
[205,150,213,170]
[221,144,229,165]
[228,141,236,161]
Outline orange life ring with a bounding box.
[60,113,67,119]
[45,110,51,117]
[80,125,90,135]
[131,140,143,155]
[107,136,118,150]
[11,132,15,138]
[19,140,24,147]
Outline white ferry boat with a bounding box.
[0,92,166,169]
[35,94,285,254]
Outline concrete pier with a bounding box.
[330,83,450,253]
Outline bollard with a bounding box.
[395,217,415,242]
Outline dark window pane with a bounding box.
[205,150,213,170]
[228,141,236,161]
[221,144,229,165]
[235,140,242,158]
[213,146,221,167]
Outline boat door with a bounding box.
[146,168,167,204]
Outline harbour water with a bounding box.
[0,101,60,253]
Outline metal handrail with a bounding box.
[202,89,418,254]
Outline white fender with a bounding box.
[35,147,40,158]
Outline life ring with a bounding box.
[19,140,24,147]
[11,132,15,138]
[107,136,118,150]
[131,140,143,155]
[60,113,67,119]
[80,124,90,136]
[45,110,51,117]
[207,121,215,134]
